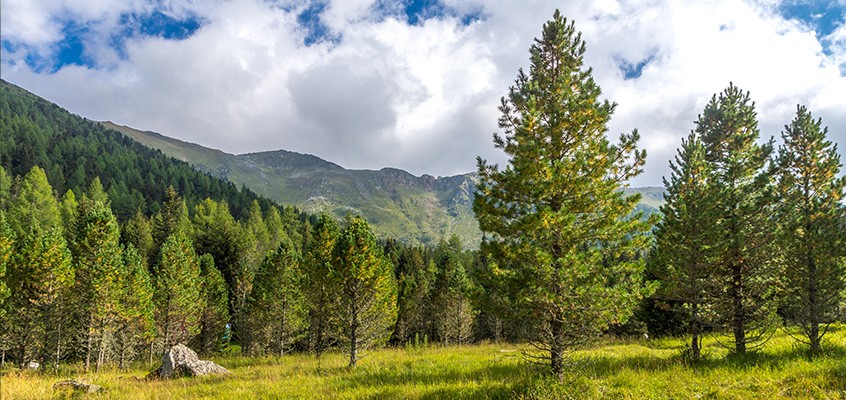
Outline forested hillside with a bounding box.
[0,80,277,221]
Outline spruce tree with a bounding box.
[774,105,846,356]
[332,216,397,367]
[652,133,714,360]
[473,10,653,379]
[696,84,777,354]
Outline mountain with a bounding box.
[101,122,664,246]
[101,122,479,246]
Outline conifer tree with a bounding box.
[195,254,229,355]
[696,84,777,354]
[652,133,714,360]
[153,232,202,349]
[774,105,846,356]
[192,198,251,340]
[473,10,653,379]
[331,216,397,367]
[4,166,73,369]
[122,209,154,267]
[74,193,125,371]
[245,241,306,356]
[9,229,73,370]
[303,213,339,357]
[431,236,474,345]
[0,166,11,209]
[393,245,433,344]
[0,212,11,316]
[115,244,155,368]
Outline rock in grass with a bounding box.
[53,380,105,393]
[147,344,230,379]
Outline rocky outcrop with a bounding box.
[147,344,230,379]
[53,380,105,394]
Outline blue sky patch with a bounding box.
[297,1,341,46]
[6,10,203,73]
[371,0,484,26]
[617,53,656,80]
[778,1,845,56]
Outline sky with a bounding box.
[1,0,845,187]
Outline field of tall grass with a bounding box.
[3,327,845,399]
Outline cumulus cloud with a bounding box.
[1,0,844,186]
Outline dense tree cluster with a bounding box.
[0,165,485,370]
[649,89,846,360]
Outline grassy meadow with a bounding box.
[3,327,846,399]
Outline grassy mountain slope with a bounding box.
[102,122,664,247]
[102,122,479,246]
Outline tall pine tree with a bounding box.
[774,105,846,356]
[332,216,397,367]
[473,10,653,379]
[697,84,777,354]
[652,133,714,360]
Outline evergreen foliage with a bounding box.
[245,241,306,356]
[696,84,778,354]
[473,10,654,379]
[303,213,339,357]
[153,232,202,349]
[651,133,714,360]
[195,254,230,355]
[773,105,846,356]
[332,216,397,367]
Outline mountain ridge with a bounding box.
[101,121,482,246]
[100,121,664,247]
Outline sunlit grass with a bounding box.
[3,327,845,399]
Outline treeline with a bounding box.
[0,165,491,370]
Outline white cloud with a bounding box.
[1,0,844,186]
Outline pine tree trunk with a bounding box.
[731,260,746,355]
[809,260,820,357]
[690,303,701,360]
[550,316,564,382]
[349,322,358,368]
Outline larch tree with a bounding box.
[195,254,230,355]
[4,166,74,370]
[0,212,11,317]
[153,232,203,350]
[773,105,846,356]
[115,244,155,368]
[696,84,778,355]
[303,213,339,357]
[245,240,306,356]
[74,193,126,371]
[651,133,714,360]
[431,236,474,345]
[331,216,397,368]
[473,10,654,380]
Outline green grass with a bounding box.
[4,328,845,399]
